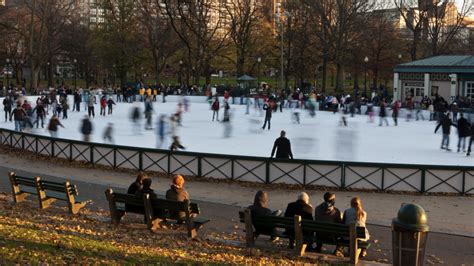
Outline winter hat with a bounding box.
[298,192,309,204]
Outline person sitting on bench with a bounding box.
[135,178,157,200]
[166,174,191,222]
[248,190,282,241]
[314,192,344,256]
[127,172,148,194]
[343,197,370,258]
[284,192,313,249]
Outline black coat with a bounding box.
[263,103,272,118]
[457,117,470,137]
[284,200,313,239]
[81,119,93,135]
[271,137,293,159]
[284,200,313,220]
[127,181,141,194]
[435,116,456,135]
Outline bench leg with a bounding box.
[69,202,86,215]
[150,218,162,232]
[13,192,30,203]
[294,215,307,256]
[244,209,255,247]
[188,227,197,239]
[349,223,360,265]
[39,198,56,210]
[112,210,125,228]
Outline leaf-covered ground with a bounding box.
[0,193,333,265]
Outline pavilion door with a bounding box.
[466,82,474,104]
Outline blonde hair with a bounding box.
[350,197,364,221]
[173,174,185,188]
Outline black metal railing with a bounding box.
[0,128,472,195]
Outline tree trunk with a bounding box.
[335,63,344,93]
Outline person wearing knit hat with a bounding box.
[284,192,313,249]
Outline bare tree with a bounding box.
[225,0,261,77]
[162,0,230,85]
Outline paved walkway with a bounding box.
[0,150,473,264]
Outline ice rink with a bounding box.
[1,95,472,166]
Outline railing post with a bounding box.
[35,137,38,153]
[69,144,73,161]
[303,163,306,186]
[462,170,466,195]
[167,152,171,174]
[197,156,202,178]
[381,167,385,191]
[231,159,234,180]
[341,163,345,189]
[265,159,270,184]
[138,151,143,171]
[21,135,24,149]
[113,149,117,168]
[51,140,55,157]
[421,168,426,193]
[90,144,94,165]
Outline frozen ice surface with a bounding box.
[2,95,472,166]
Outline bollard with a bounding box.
[392,203,430,266]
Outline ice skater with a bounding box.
[379,101,389,126]
[103,123,114,144]
[156,115,168,148]
[107,97,116,115]
[467,122,474,156]
[222,101,232,138]
[456,113,470,153]
[211,97,219,121]
[144,97,154,130]
[80,115,93,142]
[391,100,400,126]
[262,100,272,130]
[434,113,457,151]
[47,115,64,138]
[270,130,293,159]
[170,136,185,152]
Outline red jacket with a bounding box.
[100,98,107,108]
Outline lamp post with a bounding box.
[46,62,50,86]
[179,60,183,85]
[257,57,261,88]
[5,58,10,89]
[276,12,289,90]
[73,58,77,90]
[398,53,402,64]
[364,56,369,96]
[192,66,195,85]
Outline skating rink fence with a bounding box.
[1,128,472,195]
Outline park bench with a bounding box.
[8,172,37,203]
[143,194,210,239]
[238,209,294,247]
[296,217,370,265]
[8,172,89,214]
[105,188,210,239]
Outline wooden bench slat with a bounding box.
[18,186,38,195]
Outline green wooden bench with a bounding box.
[8,172,89,214]
[238,209,294,247]
[296,217,370,265]
[144,194,210,239]
[8,172,38,203]
[105,188,210,239]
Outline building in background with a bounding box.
[393,55,474,104]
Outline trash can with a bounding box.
[392,203,429,266]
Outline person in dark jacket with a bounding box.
[73,90,81,112]
[262,101,272,130]
[248,190,281,241]
[135,177,157,199]
[3,96,12,122]
[456,113,470,153]
[80,115,93,142]
[127,172,148,194]
[271,130,293,159]
[10,104,27,131]
[467,122,474,156]
[284,192,313,249]
[379,101,389,126]
[435,113,457,151]
[314,192,344,256]
[47,115,64,138]
[166,174,191,221]
[35,102,46,128]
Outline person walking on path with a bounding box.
[47,114,64,138]
[435,113,457,151]
[80,115,93,142]
[262,100,272,130]
[270,130,293,159]
[456,113,470,153]
[211,97,220,121]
